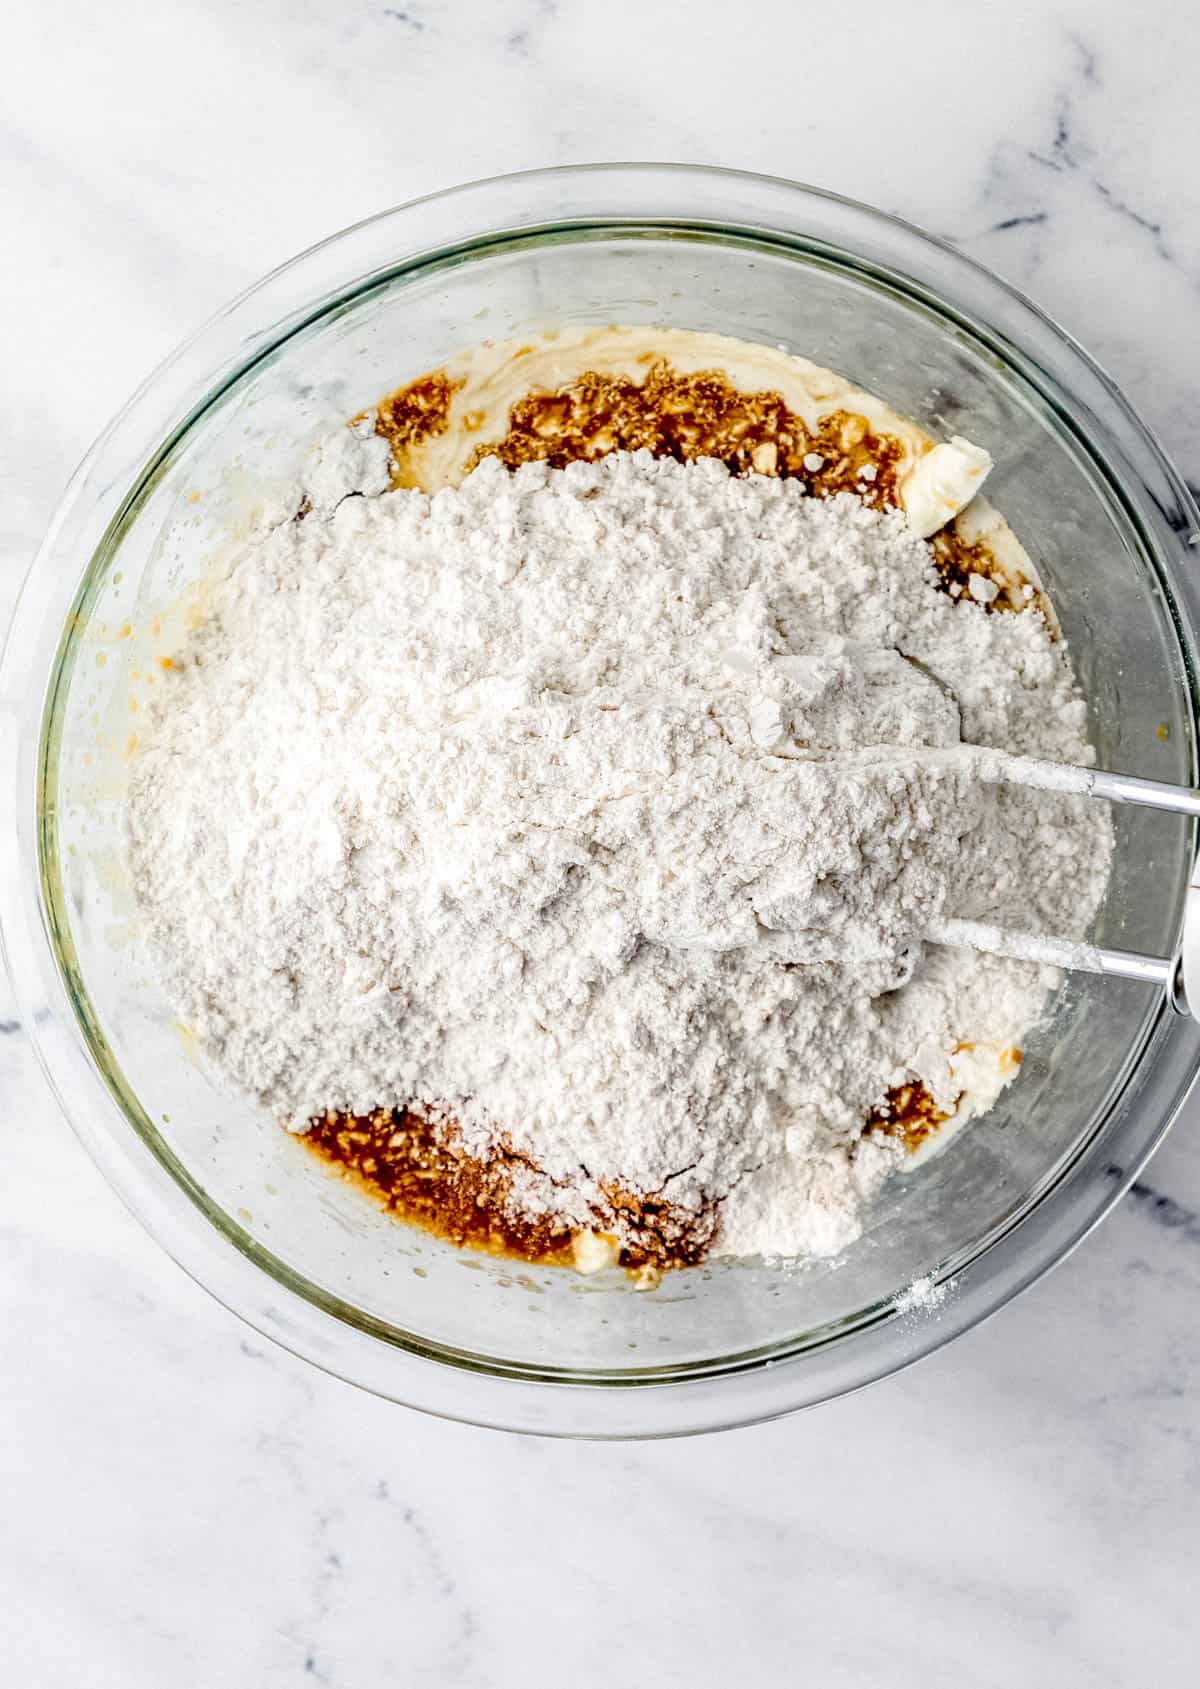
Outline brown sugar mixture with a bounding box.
[303,349,1030,1273]
[929,530,1036,616]
[305,1108,578,1266]
[374,372,462,482]
[303,1106,715,1277]
[865,1041,1022,1154]
[463,364,906,502]
[373,357,1035,613]
[864,1081,955,1155]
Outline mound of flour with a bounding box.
[125,450,1111,1260]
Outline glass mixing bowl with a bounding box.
[4,165,1200,1437]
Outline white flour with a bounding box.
[125,450,1112,1261]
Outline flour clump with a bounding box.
[125,449,1111,1262]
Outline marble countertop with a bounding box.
[4,1,1199,1682]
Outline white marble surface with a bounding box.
[4,1,1200,1682]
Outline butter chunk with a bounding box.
[572,1229,622,1275]
[900,436,993,540]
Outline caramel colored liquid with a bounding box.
[464,363,907,507]
[864,1082,954,1154]
[303,1107,716,1274]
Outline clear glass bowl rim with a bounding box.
[4,163,1200,1438]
